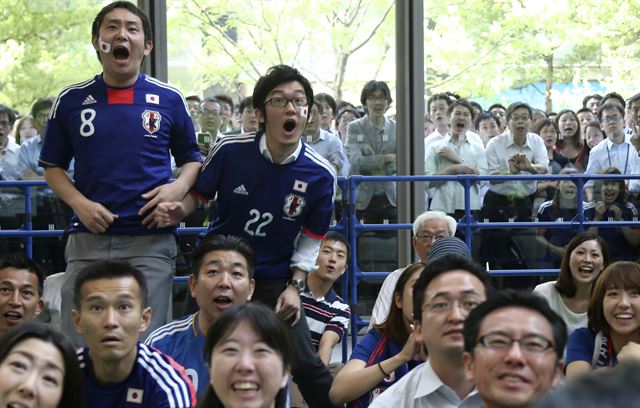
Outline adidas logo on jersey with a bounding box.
[233,185,248,195]
[82,95,97,105]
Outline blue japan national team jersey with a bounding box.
[39,74,201,234]
[145,313,209,396]
[193,132,336,280]
[79,343,196,407]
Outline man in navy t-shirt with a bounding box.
[73,259,195,407]
[39,1,201,344]
[152,65,337,407]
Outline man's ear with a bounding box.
[34,298,45,316]
[247,279,255,302]
[254,108,265,126]
[413,319,423,344]
[72,309,83,335]
[139,306,152,333]
[143,40,153,56]
[188,274,197,299]
[552,360,564,387]
[463,351,476,383]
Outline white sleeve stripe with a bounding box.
[144,76,190,115]
[304,150,337,199]
[138,344,192,407]
[51,78,96,119]
[145,315,194,345]
[202,135,255,170]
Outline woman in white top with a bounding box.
[533,232,609,336]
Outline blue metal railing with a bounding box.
[346,172,640,350]
[2,173,639,360]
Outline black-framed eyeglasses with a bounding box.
[477,332,554,354]
[0,120,11,127]
[265,96,308,108]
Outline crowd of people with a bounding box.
[2,0,640,407]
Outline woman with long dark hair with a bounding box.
[330,262,424,407]
[0,322,83,408]
[534,232,609,336]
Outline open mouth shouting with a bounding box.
[283,119,297,133]
[214,295,233,311]
[113,45,130,62]
[3,310,23,326]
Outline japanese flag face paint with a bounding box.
[297,106,308,117]
[98,37,111,54]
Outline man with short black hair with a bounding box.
[0,254,45,336]
[370,254,493,407]
[463,290,565,408]
[585,103,640,200]
[425,99,487,218]
[304,103,350,177]
[583,94,603,115]
[151,64,337,407]
[19,97,54,180]
[39,0,202,344]
[214,93,234,132]
[316,93,337,133]
[488,103,508,133]
[425,94,452,145]
[0,103,20,181]
[346,80,397,224]
[301,231,351,365]
[197,97,224,152]
[481,102,549,270]
[73,260,196,407]
[145,235,255,394]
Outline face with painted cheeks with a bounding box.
[92,7,153,87]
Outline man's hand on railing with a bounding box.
[142,201,184,229]
[74,198,119,233]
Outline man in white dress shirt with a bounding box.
[370,254,492,407]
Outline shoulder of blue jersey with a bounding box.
[137,343,194,406]
[145,313,195,346]
[50,76,97,119]
[202,133,257,169]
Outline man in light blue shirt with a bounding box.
[18,98,53,180]
[304,103,350,177]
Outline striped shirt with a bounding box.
[301,288,350,349]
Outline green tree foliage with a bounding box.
[0,0,101,113]
[424,0,640,110]
[169,0,394,102]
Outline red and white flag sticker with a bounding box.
[294,179,308,193]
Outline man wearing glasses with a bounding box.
[370,254,492,407]
[585,103,640,201]
[151,64,337,407]
[345,80,397,224]
[369,210,457,327]
[196,97,224,156]
[463,290,566,408]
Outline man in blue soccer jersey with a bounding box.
[145,235,255,395]
[38,1,201,344]
[73,260,196,407]
[152,64,337,407]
